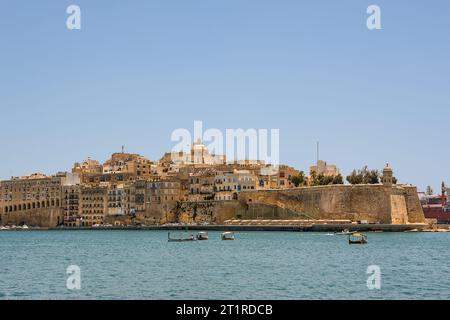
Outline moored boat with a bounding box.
[335,229,356,235]
[221,232,235,241]
[168,232,196,242]
[196,231,209,240]
[348,233,368,244]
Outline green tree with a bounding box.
[320,174,334,185]
[310,170,343,186]
[346,169,363,184]
[314,173,336,186]
[363,169,380,184]
[316,174,325,185]
[332,174,344,185]
[309,170,318,186]
[347,168,380,185]
[290,171,305,187]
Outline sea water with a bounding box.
[0,230,449,299]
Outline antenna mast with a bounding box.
[316,141,319,164]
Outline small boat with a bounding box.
[221,232,235,241]
[196,232,209,240]
[0,226,9,230]
[349,233,368,244]
[168,232,196,242]
[22,224,29,230]
[335,229,357,235]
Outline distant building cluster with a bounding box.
[0,140,342,227]
[418,182,450,223]
[309,160,340,177]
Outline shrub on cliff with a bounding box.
[309,171,344,186]
[346,167,380,184]
[346,169,363,184]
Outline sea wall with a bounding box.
[237,184,426,224]
[174,200,241,224]
[0,208,63,227]
[109,201,242,225]
[148,184,426,225]
[0,184,426,226]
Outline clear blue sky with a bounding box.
[0,1,449,192]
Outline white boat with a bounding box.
[22,224,29,229]
[0,226,9,230]
[168,232,196,242]
[196,231,209,240]
[221,232,235,241]
[334,229,357,235]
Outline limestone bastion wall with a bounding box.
[235,184,425,224]
[0,185,426,226]
[0,208,64,227]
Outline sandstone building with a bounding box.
[310,160,340,177]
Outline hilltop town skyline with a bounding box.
[4,139,337,182]
[0,139,432,193]
[1,138,413,229]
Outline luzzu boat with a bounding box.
[348,233,368,244]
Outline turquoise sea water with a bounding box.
[0,230,449,300]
